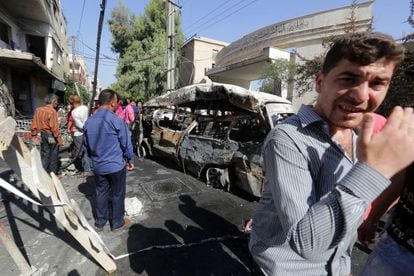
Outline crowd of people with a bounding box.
[30,31,414,274]
[31,91,142,232]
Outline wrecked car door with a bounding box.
[150,108,196,163]
[143,82,295,197]
[179,115,237,185]
[229,116,268,197]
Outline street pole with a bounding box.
[71,36,80,96]
[88,0,106,116]
[166,0,180,92]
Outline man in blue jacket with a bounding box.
[84,89,134,232]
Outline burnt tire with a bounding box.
[205,167,231,192]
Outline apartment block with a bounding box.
[0,0,69,116]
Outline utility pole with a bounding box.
[71,36,80,96]
[88,0,106,116]
[166,0,181,92]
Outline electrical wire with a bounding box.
[187,0,260,37]
[76,0,86,37]
[76,38,118,61]
[183,0,239,34]
[179,55,195,84]
[184,0,254,36]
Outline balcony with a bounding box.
[0,0,50,24]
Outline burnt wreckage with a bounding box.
[138,83,294,197]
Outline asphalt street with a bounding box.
[0,157,371,275]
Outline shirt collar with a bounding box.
[297,104,360,136]
[297,104,325,128]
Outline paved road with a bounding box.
[0,157,372,275]
[0,158,258,275]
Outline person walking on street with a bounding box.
[83,89,134,232]
[249,32,414,275]
[31,94,63,175]
[69,95,93,176]
[115,99,124,120]
[124,99,135,129]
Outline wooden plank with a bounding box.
[0,117,117,273]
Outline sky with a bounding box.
[61,0,413,88]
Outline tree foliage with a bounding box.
[108,0,184,101]
[64,77,90,104]
[293,55,323,97]
[259,59,296,94]
[376,43,414,116]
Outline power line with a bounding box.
[70,42,165,66]
[187,0,260,37]
[183,0,236,32]
[76,0,86,37]
[184,0,251,36]
[76,37,118,60]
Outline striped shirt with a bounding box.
[249,105,390,275]
[31,105,63,145]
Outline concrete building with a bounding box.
[179,37,228,86]
[0,0,69,116]
[206,1,374,109]
[68,53,103,101]
[69,54,89,89]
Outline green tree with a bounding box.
[376,43,414,116]
[64,77,90,104]
[108,0,184,101]
[107,1,136,57]
[259,59,296,95]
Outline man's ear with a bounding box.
[315,72,324,94]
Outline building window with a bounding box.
[57,51,62,64]
[52,40,63,65]
[53,1,59,19]
[0,21,11,45]
[26,35,46,64]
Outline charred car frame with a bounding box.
[138,82,294,197]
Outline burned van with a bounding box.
[141,82,294,197]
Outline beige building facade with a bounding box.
[179,37,228,86]
[206,1,374,109]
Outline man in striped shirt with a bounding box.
[31,94,63,175]
[249,32,414,275]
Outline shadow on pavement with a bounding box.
[126,194,258,275]
[77,176,97,219]
[0,174,101,269]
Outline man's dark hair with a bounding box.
[98,89,118,105]
[322,32,405,75]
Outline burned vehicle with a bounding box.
[140,82,294,197]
